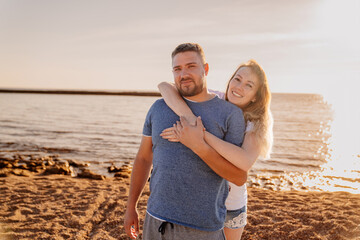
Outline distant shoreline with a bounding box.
[0,89,161,97]
[0,88,319,96]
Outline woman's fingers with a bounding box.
[161,131,180,142]
[160,130,175,137]
[161,127,175,134]
[161,134,175,139]
[196,116,206,131]
[175,122,182,135]
[167,138,180,142]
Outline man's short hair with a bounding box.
[171,43,206,64]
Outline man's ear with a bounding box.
[204,63,209,76]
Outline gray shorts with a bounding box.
[142,212,226,240]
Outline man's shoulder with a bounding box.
[212,97,243,115]
[149,98,167,110]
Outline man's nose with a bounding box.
[180,69,190,78]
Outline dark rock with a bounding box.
[44,159,55,166]
[0,157,13,162]
[264,181,275,186]
[250,182,261,187]
[108,164,132,173]
[43,165,74,176]
[67,159,89,168]
[77,169,105,180]
[108,165,121,173]
[28,162,38,168]
[0,161,12,169]
[0,168,12,177]
[25,160,45,172]
[264,185,275,191]
[55,159,70,167]
[15,162,28,170]
[13,154,24,161]
[11,169,32,177]
[114,172,131,178]
[113,164,132,178]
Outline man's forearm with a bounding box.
[193,142,247,186]
[127,157,153,209]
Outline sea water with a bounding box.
[0,93,358,193]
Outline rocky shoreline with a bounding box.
[0,152,335,192]
[0,153,132,180]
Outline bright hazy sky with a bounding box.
[0,0,359,94]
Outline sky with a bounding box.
[0,0,359,182]
[0,0,359,94]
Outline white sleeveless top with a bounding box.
[225,121,253,210]
[208,90,252,210]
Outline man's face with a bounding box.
[172,51,208,97]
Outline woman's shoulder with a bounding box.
[209,89,225,100]
[246,121,254,132]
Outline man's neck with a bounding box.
[183,89,215,102]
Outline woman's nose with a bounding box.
[234,82,244,92]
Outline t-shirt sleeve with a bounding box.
[142,104,153,137]
[224,108,245,147]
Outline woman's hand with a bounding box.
[172,116,206,153]
[160,116,206,149]
[160,126,180,142]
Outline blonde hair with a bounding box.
[225,60,273,159]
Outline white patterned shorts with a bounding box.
[224,206,247,229]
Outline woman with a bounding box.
[158,59,273,240]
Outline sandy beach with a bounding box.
[1,174,359,240]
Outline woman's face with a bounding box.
[227,67,259,109]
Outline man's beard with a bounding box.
[177,78,204,97]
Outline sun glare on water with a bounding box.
[305,90,360,193]
[274,89,360,194]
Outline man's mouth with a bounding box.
[180,79,194,85]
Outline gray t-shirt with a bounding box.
[143,95,245,231]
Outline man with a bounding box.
[124,43,247,240]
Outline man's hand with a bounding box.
[124,207,139,239]
[124,136,153,239]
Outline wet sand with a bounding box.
[1,175,359,240]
